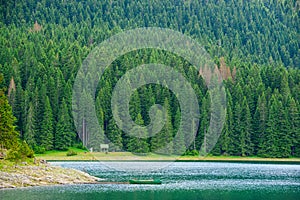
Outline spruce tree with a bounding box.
[150,98,173,154]
[276,99,291,157]
[55,98,75,150]
[127,113,149,154]
[259,95,278,157]
[229,102,242,155]
[254,92,267,155]
[40,96,54,150]
[129,90,141,121]
[107,106,123,151]
[287,97,300,156]
[198,95,210,155]
[259,93,290,158]
[240,97,253,156]
[0,74,20,149]
[24,102,37,148]
[173,108,185,155]
[220,90,233,155]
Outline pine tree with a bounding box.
[40,96,54,150]
[279,69,290,105]
[287,97,300,156]
[220,90,233,155]
[276,99,291,157]
[47,76,59,122]
[82,91,104,150]
[0,74,20,149]
[33,82,47,145]
[92,97,106,151]
[24,102,37,148]
[127,113,149,154]
[240,97,253,156]
[55,98,75,150]
[150,98,173,154]
[259,95,278,157]
[198,95,210,155]
[254,92,268,155]
[107,106,123,151]
[129,90,141,121]
[259,93,290,158]
[161,98,174,154]
[173,108,186,155]
[150,107,164,151]
[13,83,24,134]
[229,102,242,155]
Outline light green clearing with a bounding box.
[35,148,300,162]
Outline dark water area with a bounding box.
[1,162,299,200]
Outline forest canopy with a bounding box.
[0,0,299,158]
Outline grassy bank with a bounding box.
[34,148,300,163]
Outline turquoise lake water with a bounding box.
[1,161,299,200]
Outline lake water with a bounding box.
[1,161,300,200]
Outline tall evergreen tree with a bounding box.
[229,102,242,155]
[24,102,37,148]
[240,97,253,156]
[107,106,123,151]
[150,98,173,154]
[259,93,291,158]
[55,98,75,150]
[254,92,267,155]
[198,95,210,155]
[220,90,233,155]
[287,97,299,156]
[40,96,54,150]
[127,113,149,154]
[0,74,19,149]
[173,108,185,155]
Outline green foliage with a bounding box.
[66,150,77,156]
[73,143,88,151]
[33,145,46,154]
[5,141,34,162]
[5,149,22,162]
[0,74,34,162]
[0,74,19,149]
[127,114,149,154]
[20,141,34,158]
[0,1,299,158]
[40,96,54,150]
[55,99,75,150]
[24,102,37,148]
[184,150,199,156]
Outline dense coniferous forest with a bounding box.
[0,0,299,158]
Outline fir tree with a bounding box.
[40,96,54,150]
[229,102,242,155]
[150,98,173,154]
[287,97,300,156]
[0,74,19,149]
[55,98,75,150]
[220,90,233,155]
[254,92,267,155]
[24,102,37,148]
[127,113,149,154]
[240,97,253,156]
[173,108,185,155]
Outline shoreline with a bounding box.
[35,152,300,163]
[47,159,300,164]
[0,162,100,189]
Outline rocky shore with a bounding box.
[0,163,100,189]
